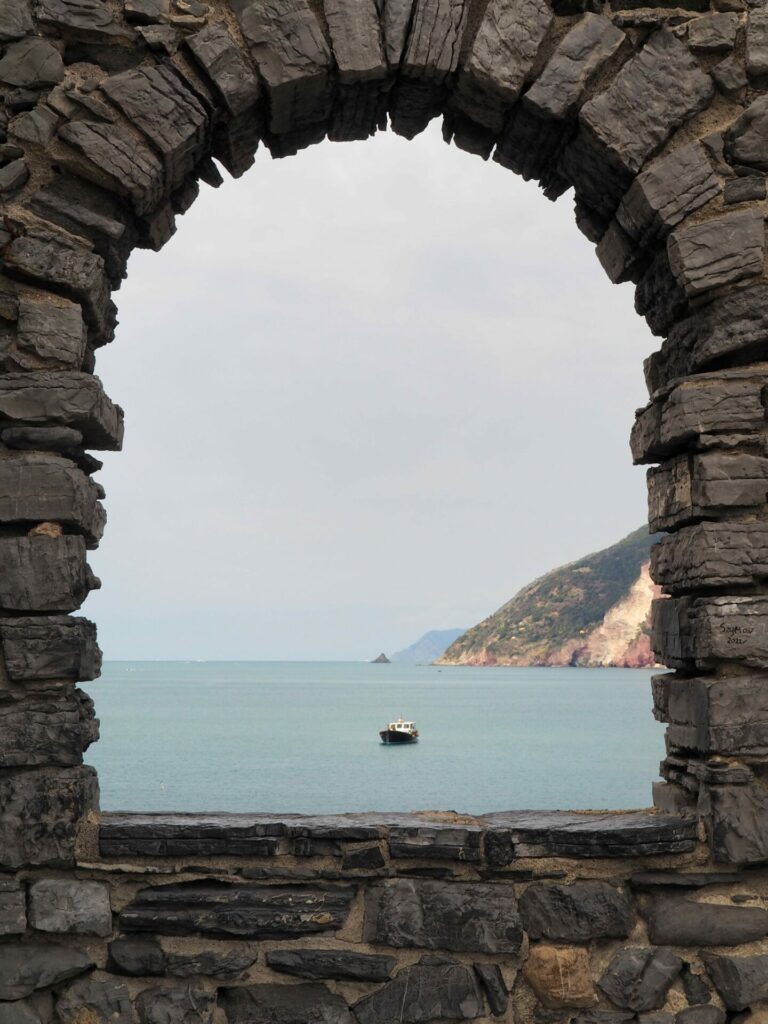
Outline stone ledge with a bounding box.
[98,810,698,861]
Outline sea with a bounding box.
[87,662,666,814]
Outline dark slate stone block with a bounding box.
[0,453,104,544]
[724,175,766,204]
[266,949,395,982]
[703,952,768,1010]
[221,983,353,1024]
[229,0,333,136]
[29,878,111,936]
[647,898,768,946]
[108,937,166,976]
[725,95,768,171]
[0,690,97,768]
[564,29,713,216]
[651,522,768,594]
[667,208,765,297]
[389,825,482,861]
[136,986,216,1024]
[100,65,209,188]
[341,844,385,870]
[482,810,697,861]
[187,22,259,116]
[599,948,683,1013]
[682,966,711,1005]
[28,173,136,286]
[353,957,484,1024]
[629,872,742,891]
[57,118,165,218]
[365,878,522,954]
[474,963,508,1016]
[675,1006,724,1024]
[0,0,33,42]
[519,881,633,941]
[167,948,256,978]
[0,765,98,869]
[120,880,355,938]
[0,944,94,1000]
[0,38,64,87]
[0,614,100,682]
[57,978,133,1024]
[322,0,387,84]
[617,143,719,246]
[3,231,113,342]
[0,535,97,613]
[0,371,123,450]
[454,0,553,133]
[0,883,25,936]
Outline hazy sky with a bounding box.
[86,123,654,661]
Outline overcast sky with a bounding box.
[86,123,654,661]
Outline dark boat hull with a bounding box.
[380,729,418,744]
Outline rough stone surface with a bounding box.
[100,65,208,187]
[0,691,97,767]
[365,878,523,953]
[0,38,64,87]
[108,937,167,976]
[56,977,133,1024]
[222,983,353,1024]
[266,949,395,981]
[455,0,553,131]
[525,15,626,121]
[473,964,508,1016]
[230,0,332,135]
[747,6,768,76]
[647,898,768,946]
[0,614,100,681]
[0,371,123,450]
[120,881,355,938]
[617,144,720,246]
[0,453,104,543]
[632,368,768,463]
[519,881,633,941]
[668,209,765,297]
[567,29,713,212]
[703,953,768,1011]
[524,945,596,1009]
[354,957,484,1024]
[0,884,26,936]
[725,96,768,172]
[688,13,738,52]
[0,765,98,869]
[651,522,768,594]
[0,0,33,42]
[135,986,217,1024]
[0,944,94,1000]
[0,535,97,612]
[187,22,260,114]
[599,948,683,1013]
[29,879,112,936]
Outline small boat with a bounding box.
[380,717,419,744]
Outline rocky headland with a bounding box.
[438,527,662,668]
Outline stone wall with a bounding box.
[7,810,768,1024]
[3,0,768,1017]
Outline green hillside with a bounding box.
[439,527,660,666]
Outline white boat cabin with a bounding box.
[388,718,416,733]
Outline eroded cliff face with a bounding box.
[439,529,662,668]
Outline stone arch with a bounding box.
[0,0,767,872]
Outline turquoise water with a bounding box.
[87,662,665,814]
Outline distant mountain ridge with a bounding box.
[438,527,662,668]
[391,629,466,665]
